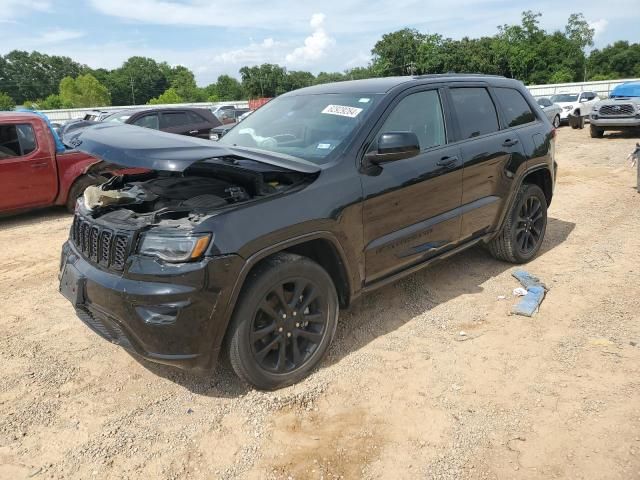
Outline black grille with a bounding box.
[599,104,635,116]
[76,306,133,349]
[70,214,133,271]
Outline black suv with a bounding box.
[101,107,222,139]
[59,75,556,390]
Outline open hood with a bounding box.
[62,122,321,174]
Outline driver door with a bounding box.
[361,88,463,283]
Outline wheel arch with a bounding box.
[522,167,553,206]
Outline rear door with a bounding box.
[0,121,57,211]
[361,87,464,282]
[130,112,160,130]
[447,85,527,241]
[159,110,195,136]
[185,110,215,138]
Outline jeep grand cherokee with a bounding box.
[59,75,556,390]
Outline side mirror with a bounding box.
[366,131,420,165]
[579,97,588,103]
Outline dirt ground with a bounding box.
[1,127,639,480]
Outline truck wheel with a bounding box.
[66,175,98,212]
[488,183,547,264]
[552,115,560,129]
[578,115,585,129]
[227,252,338,390]
[590,125,604,138]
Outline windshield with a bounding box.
[104,112,132,123]
[550,94,578,103]
[219,93,381,164]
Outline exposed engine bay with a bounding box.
[81,158,309,226]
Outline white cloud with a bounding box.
[213,38,284,65]
[0,0,50,22]
[285,13,335,66]
[38,29,85,44]
[589,19,609,37]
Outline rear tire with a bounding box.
[578,115,585,129]
[227,252,338,390]
[590,125,604,138]
[488,183,548,264]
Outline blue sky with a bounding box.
[1,0,638,86]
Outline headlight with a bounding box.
[138,232,212,263]
[563,105,573,111]
[210,132,219,141]
[592,105,599,111]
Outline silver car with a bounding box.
[536,97,562,128]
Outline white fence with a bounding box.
[39,101,249,122]
[527,78,640,99]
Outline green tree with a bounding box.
[588,41,640,79]
[216,75,244,100]
[344,66,377,80]
[0,50,84,104]
[105,57,169,105]
[565,13,595,51]
[148,87,184,104]
[59,74,110,107]
[239,64,287,97]
[314,72,346,85]
[168,65,206,101]
[283,70,315,91]
[203,82,219,102]
[0,91,15,111]
[371,28,425,76]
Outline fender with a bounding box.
[212,230,356,353]
[54,152,102,206]
[491,163,554,239]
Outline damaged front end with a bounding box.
[65,122,317,267]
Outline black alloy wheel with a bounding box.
[250,278,327,373]
[515,196,544,255]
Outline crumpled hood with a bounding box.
[62,122,321,174]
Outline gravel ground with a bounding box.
[1,127,639,480]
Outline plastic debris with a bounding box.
[511,270,548,317]
[497,295,506,300]
[513,287,528,297]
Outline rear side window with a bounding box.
[449,88,499,139]
[494,88,536,128]
[132,114,159,129]
[160,112,189,128]
[0,124,37,159]
[187,111,206,123]
[374,90,446,151]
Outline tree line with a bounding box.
[1,11,639,111]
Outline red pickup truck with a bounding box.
[0,112,108,215]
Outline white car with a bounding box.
[550,91,600,125]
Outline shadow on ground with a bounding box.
[138,217,575,396]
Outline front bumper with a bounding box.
[59,241,244,372]
[590,115,640,128]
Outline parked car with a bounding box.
[210,104,239,119]
[219,108,251,125]
[102,107,222,139]
[0,112,111,214]
[550,91,600,128]
[82,110,112,122]
[589,82,640,138]
[209,109,253,140]
[536,97,562,128]
[59,75,556,390]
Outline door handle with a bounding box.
[31,162,49,168]
[436,156,458,168]
[502,139,519,147]
[188,130,198,134]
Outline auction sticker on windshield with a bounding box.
[322,105,363,118]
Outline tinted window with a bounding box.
[187,111,206,124]
[161,112,189,128]
[373,90,445,151]
[450,88,499,139]
[132,114,159,129]
[16,124,37,155]
[494,88,536,128]
[537,98,552,107]
[0,124,36,159]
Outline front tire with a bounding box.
[488,183,548,264]
[590,125,604,138]
[227,253,338,390]
[552,115,560,129]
